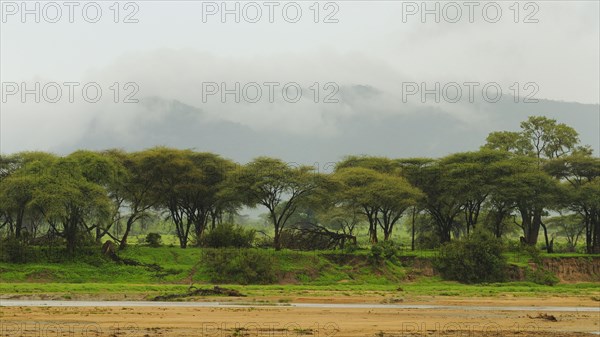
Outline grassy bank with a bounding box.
[2,279,599,299]
[0,247,402,285]
[1,247,599,299]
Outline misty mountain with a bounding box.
[69,87,599,166]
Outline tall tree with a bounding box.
[223,157,326,250]
[0,152,58,237]
[397,158,464,244]
[484,116,581,247]
[441,150,509,235]
[334,167,422,242]
[140,147,221,248]
[545,154,600,253]
[31,155,113,255]
[102,150,156,249]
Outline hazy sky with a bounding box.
[1,1,599,162]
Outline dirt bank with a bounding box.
[541,257,600,282]
[400,256,600,283]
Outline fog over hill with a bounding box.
[2,2,598,163]
[64,92,599,166]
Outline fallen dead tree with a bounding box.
[152,285,246,301]
[281,223,356,250]
[102,240,168,275]
[527,313,558,322]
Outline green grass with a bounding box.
[1,246,599,299]
[0,247,400,285]
[1,278,598,298]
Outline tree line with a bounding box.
[1,116,599,255]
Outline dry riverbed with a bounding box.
[1,296,598,337]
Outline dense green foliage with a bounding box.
[145,233,162,247]
[199,224,255,248]
[369,240,402,266]
[1,116,599,265]
[434,230,508,283]
[201,248,277,284]
[0,245,597,290]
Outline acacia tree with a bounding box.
[579,179,600,253]
[397,158,465,243]
[140,147,233,248]
[334,167,422,242]
[65,150,127,245]
[101,150,158,249]
[335,156,423,242]
[223,157,326,250]
[0,152,58,238]
[31,155,113,255]
[0,154,51,238]
[546,214,585,252]
[441,150,509,235]
[545,154,600,253]
[484,116,581,246]
[495,156,561,251]
[0,171,38,239]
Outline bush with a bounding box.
[343,242,359,254]
[145,233,162,247]
[254,235,274,249]
[200,224,255,248]
[416,231,441,250]
[370,241,401,265]
[524,266,559,286]
[201,248,276,284]
[519,244,559,285]
[0,238,34,263]
[434,229,507,284]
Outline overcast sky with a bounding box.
[1,1,599,163]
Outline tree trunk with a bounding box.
[15,206,25,239]
[592,210,600,254]
[179,233,188,249]
[520,207,542,246]
[274,229,282,250]
[119,215,136,250]
[193,215,207,247]
[364,207,379,244]
[270,210,282,250]
[540,221,553,253]
[95,225,102,244]
[439,230,451,244]
[65,218,79,256]
[370,223,378,244]
[411,208,416,251]
[383,228,391,241]
[439,220,452,244]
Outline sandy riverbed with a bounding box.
[1,297,598,337]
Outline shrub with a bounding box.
[517,244,559,285]
[254,235,274,249]
[0,238,34,263]
[145,233,162,247]
[200,224,255,248]
[369,241,401,265]
[343,242,359,254]
[524,266,559,286]
[201,248,276,284]
[416,231,441,250]
[434,229,507,284]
